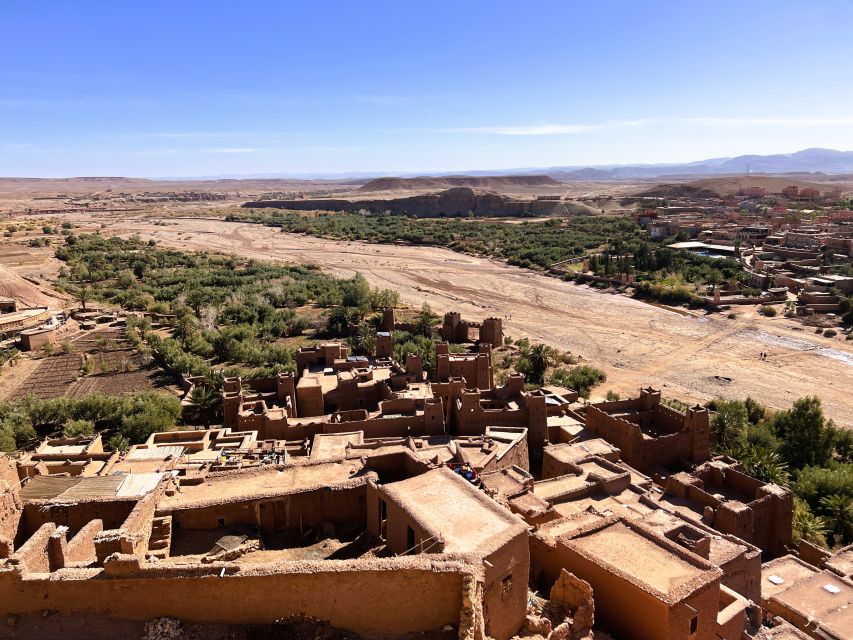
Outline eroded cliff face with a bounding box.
[245,187,595,218]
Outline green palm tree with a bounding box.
[413,303,439,338]
[793,499,828,548]
[171,313,197,342]
[735,445,789,487]
[820,494,853,547]
[527,344,554,386]
[347,322,376,356]
[188,385,221,428]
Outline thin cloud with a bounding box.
[445,119,657,136]
[136,132,260,141]
[445,116,853,136]
[684,117,853,127]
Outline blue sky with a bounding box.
[2,0,853,177]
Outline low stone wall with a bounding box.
[0,555,470,636]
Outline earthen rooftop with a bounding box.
[160,459,367,510]
[565,520,718,597]
[380,467,525,553]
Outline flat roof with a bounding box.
[160,459,367,510]
[534,474,591,502]
[545,439,619,465]
[18,473,164,502]
[310,431,363,460]
[0,307,50,325]
[640,509,753,568]
[826,546,853,579]
[769,570,853,638]
[762,555,820,600]
[380,467,524,553]
[568,520,715,597]
[670,241,736,253]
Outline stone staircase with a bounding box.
[147,516,172,559]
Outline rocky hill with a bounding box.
[246,186,597,218]
[357,175,561,193]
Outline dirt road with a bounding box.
[92,215,853,427]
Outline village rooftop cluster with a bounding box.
[1,309,850,640]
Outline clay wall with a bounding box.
[20,328,55,351]
[585,403,706,471]
[0,485,22,556]
[585,406,643,463]
[64,518,103,566]
[437,353,491,390]
[367,483,443,554]
[171,485,367,533]
[666,580,721,640]
[296,380,324,417]
[481,528,529,640]
[479,318,503,348]
[324,378,392,414]
[8,521,55,574]
[20,499,137,542]
[0,557,467,636]
[295,344,346,373]
[376,332,393,358]
[0,456,18,489]
[483,430,529,473]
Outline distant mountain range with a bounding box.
[540,148,853,180]
[155,148,853,182]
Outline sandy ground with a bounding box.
[65,213,851,429]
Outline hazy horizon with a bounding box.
[3,0,853,177]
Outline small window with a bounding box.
[406,526,416,553]
[217,518,225,528]
[689,615,698,635]
[501,575,513,600]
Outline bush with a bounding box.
[759,305,777,317]
[63,418,94,437]
[824,329,837,338]
[551,365,606,399]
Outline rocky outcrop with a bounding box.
[245,187,597,218]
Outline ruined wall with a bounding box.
[258,403,445,443]
[0,558,467,636]
[20,499,137,542]
[0,483,22,556]
[585,405,699,472]
[8,522,56,574]
[65,519,103,565]
[171,485,367,532]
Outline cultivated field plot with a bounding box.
[7,328,178,400]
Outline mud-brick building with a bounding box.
[659,459,793,558]
[534,516,742,640]
[367,466,530,640]
[581,387,711,473]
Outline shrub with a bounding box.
[759,305,777,317]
